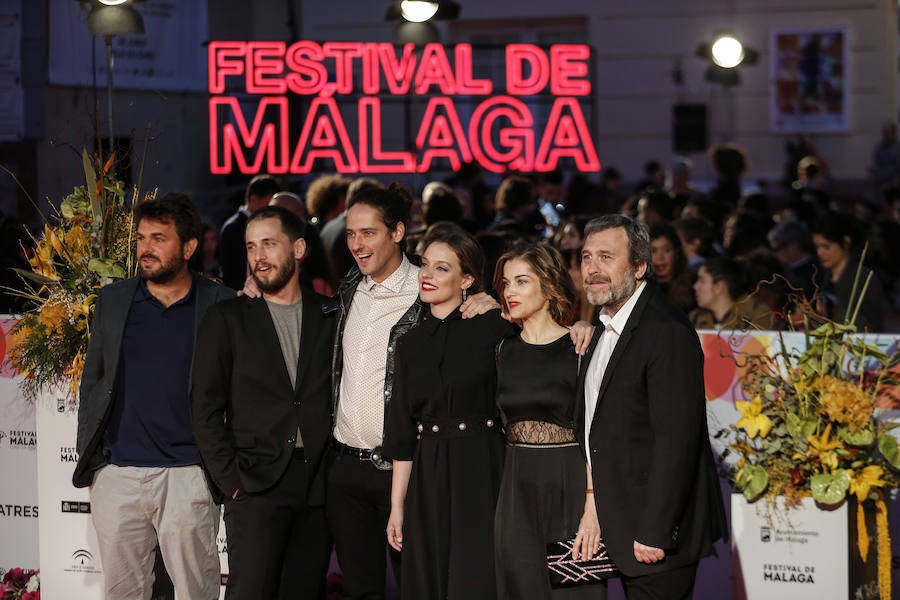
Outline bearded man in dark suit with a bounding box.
[193,205,335,599]
[576,214,727,600]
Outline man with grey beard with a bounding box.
[575,214,726,600]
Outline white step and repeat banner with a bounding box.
[0,318,39,576]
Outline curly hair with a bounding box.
[493,242,576,325]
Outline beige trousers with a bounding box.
[90,464,221,600]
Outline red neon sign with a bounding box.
[208,41,600,175]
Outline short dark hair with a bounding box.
[584,214,651,280]
[420,222,485,293]
[493,242,576,325]
[134,193,202,245]
[245,174,281,204]
[247,205,306,242]
[347,183,412,236]
[700,256,746,300]
[495,176,534,216]
[305,174,350,220]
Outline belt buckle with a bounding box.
[370,445,391,471]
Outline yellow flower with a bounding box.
[815,375,874,432]
[37,302,68,330]
[65,225,92,257]
[850,465,885,501]
[70,294,95,331]
[802,424,841,471]
[28,241,58,280]
[735,395,773,439]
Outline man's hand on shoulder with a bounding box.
[240,275,260,298]
[460,291,500,318]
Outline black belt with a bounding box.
[331,439,375,460]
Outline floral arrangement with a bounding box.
[0,568,39,600]
[5,151,143,403]
[724,275,900,599]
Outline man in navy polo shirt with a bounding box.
[73,193,234,600]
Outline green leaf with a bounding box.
[786,413,818,442]
[877,434,900,469]
[736,464,768,501]
[838,424,875,447]
[810,470,850,504]
[88,258,125,279]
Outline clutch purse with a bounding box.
[546,536,618,588]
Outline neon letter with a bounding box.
[323,42,366,95]
[247,42,286,94]
[506,44,549,95]
[468,97,535,173]
[416,97,471,172]
[414,43,458,95]
[535,98,600,172]
[209,96,289,175]
[358,98,415,173]
[550,45,591,96]
[209,41,246,94]
[290,97,359,173]
[377,43,416,95]
[285,41,327,95]
[454,44,492,95]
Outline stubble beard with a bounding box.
[585,267,638,312]
[252,256,297,295]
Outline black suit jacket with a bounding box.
[73,274,235,488]
[191,290,335,506]
[575,281,726,577]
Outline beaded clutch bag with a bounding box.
[546,536,618,587]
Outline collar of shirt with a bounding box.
[135,277,196,308]
[362,254,415,293]
[598,280,647,335]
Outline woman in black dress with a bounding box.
[382,223,515,599]
[493,243,601,599]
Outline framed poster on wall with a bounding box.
[771,27,848,133]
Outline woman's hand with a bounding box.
[571,496,601,560]
[386,507,404,552]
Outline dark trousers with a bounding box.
[326,450,401,600]
[620,562,698,600]
[223,449,331,600]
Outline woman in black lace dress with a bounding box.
[493,243,602,599]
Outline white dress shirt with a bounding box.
[583,281,647,470]
[334,256,419,449]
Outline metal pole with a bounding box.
[105,34,115,158]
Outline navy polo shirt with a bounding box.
[107,279,200,467]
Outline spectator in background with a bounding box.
[306,174,350,229]
[634,159,665,195]
[768,219,821,302]
[649,223,696,314]
[690,256,774,330]
[446,161,494,228]
[722,210,769,259]
[708,143,748,229]
[870,121,900,203]
[220,174,281,290]
[191,223,221,280]
[812,212,886,331]
[320,177,383,281]
[551,216,594,323]
[636,191,675,229]
[271,191,337,295]
[668,157,701,217]
[791,155,831,213]
[598,166,625,215]
[673,217,718,273]
[486,176,537,239]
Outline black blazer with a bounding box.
[191,289,335,506]
[575,281,727,577]
[73,274,234,488]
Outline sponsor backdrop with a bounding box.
[3,316,899,598]
[0,318,39,575]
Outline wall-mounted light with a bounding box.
[697,33,758,86]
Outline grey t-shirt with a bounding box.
[266,298,303,447]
